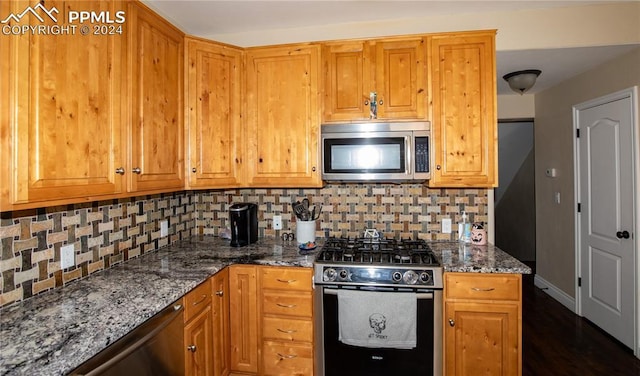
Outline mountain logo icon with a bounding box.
[1,3,59,24]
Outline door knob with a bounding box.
[616,231,630,239]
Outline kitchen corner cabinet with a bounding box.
[229,265,259,374]
[444,273,522,376]
[127,1,184,192]
[184,279,214,376]
[244,45,322,187]
[2,0,126,208]
[185,38,243,189]
[428,31,497,187]
[211,268,232,376]
[322,38,427,122]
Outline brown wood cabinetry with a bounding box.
[229,265,259,374]
[428,31,497,187]
[211,268,231,376]
[322,38,427,122]
[184,279,214,376]
[1,0,126,209]
[127,1,184,192]
[185,37,243,188]
[444,273,522,376]
[244,45,322,187]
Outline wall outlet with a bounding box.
[61,244,75,269]
[442,218,452,234]
[160,220,168,237]
[273,215,282,230]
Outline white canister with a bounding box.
[296,220,316,245]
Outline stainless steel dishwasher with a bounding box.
[69,303,184,376]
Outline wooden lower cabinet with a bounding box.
[229,265,259,374]
[444,273,522,376]
[184,279,214,376]
[212,268,232,376]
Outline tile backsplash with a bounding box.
[0,184,486,307]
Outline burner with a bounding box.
[316,237,438,266]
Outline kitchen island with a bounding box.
[0,237,529,375]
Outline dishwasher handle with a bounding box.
[70,304,184,376]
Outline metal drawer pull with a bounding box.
[192,294,207,305]
[277,328,297,334]
[276,278,297,284]
[115,167,125,175]
[215,290,224,297]
[187,345,197,352]
[276,303,297,308]
[132,167,141,174]
[471,287,496,292]
[277,353,298,360]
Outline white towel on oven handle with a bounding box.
[337,289,417,349]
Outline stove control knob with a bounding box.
[403,270,419,285]
[392,271,403,282]
[323,268,337,282]
[338,269,349,280]
[419,272,432,284]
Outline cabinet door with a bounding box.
[211,268,231,376]
[375,38,427,120]
[186,38,242,188]
[229,265,258,373]
[128,2,184,192]
[444,301,519,376]
[322,41,372,121]
[185,304,214,376]
[245,45,322,187]
[429,32,497,187]
[4,0,126,207]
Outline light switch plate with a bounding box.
[160,220,168,237]
[61,244,75,269]
[442,218,452,234]
[273,215,282,230]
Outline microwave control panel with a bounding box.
[415,136,429,173]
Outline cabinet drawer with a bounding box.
[263,317,313,343]
[445,273,521,301]
[262,340,314,376]
[184,279,212,322]
[260,267,312,292]
[262,291,312,317]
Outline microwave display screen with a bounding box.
[325,137,405,173]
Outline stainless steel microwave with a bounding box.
[321,122,430,182]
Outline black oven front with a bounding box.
[314,285,443,376]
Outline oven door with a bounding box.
[315,285,442,376]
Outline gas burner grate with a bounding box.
[317,237,438,266]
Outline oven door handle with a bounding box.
[322,288,434,299]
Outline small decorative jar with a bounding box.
[470,222,487,245]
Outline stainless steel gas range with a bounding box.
[313,236,443,376]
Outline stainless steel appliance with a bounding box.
[229,203,258,247]
[70,303,184,376]
[321,122,430,182]
[313,236,443,376]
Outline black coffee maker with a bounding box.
[229,203,258,247]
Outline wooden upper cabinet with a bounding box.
[128,2,184,192]
[185,38,243,188]
[3,0,126,208]
[428,31,497,187]
[322,37,427,122]
[244,44,322,187]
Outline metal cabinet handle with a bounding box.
[277,328,297,334]
[132,167,141,174]
[276,303,297,308]
[192,294,207,305]
[449,319,455,327]
[436,165,441,170]
[192,168,197,173]
[312,166,316,172]
[364,100,369,106]
[471,287,496,292]
[277,353,298,360]
[378,99,384,105]
[215,290,224,297]
[187,345,197,352]
[276,279,297,284]
[115,167,125,175]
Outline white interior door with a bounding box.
[576,89,636,350]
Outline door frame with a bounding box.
[573,86,639,356]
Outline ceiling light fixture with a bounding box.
[503,69,542,95]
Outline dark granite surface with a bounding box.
[0,236,529,375]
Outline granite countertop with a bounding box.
[0,236,529,375]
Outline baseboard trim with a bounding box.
[534,274,576,313]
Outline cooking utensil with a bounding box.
[293,201,308,220]
[312,205,322,220]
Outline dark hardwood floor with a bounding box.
[522,272,640,376]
